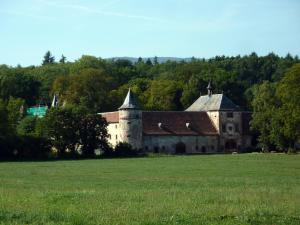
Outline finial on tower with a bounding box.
[207,80,212,96]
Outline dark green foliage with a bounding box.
[78,112,109,157]
[59,54,66,64]
[251,64,300,151]
[44,106,109,158]
[7,97,25,134]
[17,116,40,137]
[105,142,139,157]
[42,51,55,65]
[0,99,8,137]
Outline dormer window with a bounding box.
[158,122,163,129]
[186,123,191,129]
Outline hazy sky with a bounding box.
[1,0,299,66]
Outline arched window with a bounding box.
[175,142,186,154]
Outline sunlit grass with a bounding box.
[0,154,299,225]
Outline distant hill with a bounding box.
[107,57,194,64]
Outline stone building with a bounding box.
[100,83,252,154]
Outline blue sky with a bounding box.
[0,0,299,66]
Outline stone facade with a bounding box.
[100,86,253,154]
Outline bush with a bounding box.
[104,142,140,157]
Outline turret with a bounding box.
[118,89,143,150]
[207,81,212,96]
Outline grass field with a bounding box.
[0,154,299,225]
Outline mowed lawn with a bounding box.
[0,154,299,225]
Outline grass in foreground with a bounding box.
[0,154,299,225]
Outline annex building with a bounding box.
[100,83,252,154]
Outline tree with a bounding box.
[137,57,143,63]
[59,54,66,64]
[250,81,283,151]
[0,72,40,105]
[146,58,153,66]
[44,106,109,157]
[144,79,183,110]
[153,56,159,65]
[0,99,8,138]
[57,68,113,112]
[276,64,300,150]
[17,116,39,137]
[7,97,25,135]
[42,51,55,65]
[78,113,109,156]
[44,107,79,156]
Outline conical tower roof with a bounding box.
[119,89,140,110]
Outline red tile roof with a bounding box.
[100,111,119,123]
[142,111,218,136]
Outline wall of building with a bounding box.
[106,123,120,147]
[105,110,253,153]
[143,135,219,154]
[119,109,143,150]
[218,111,243,152]
[207,111,220,133]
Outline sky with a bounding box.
[0,0,300,66]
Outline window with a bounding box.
[227,112,233,118]
[154,146,159,153]
[162,146,166,150]
[228,126,233,131]
[222,124,226,132]
[201,146,206,153]
[127,121,131,124]
[211,145,215,151]
[235,124,239,132]
[115,124,118,128]
[115,135,118,139]
[127,134,131,137]
[195,145,199,151]
[145,146,149,151]
[108,134,111,140]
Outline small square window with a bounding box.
[227,112,233,118]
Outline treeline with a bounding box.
[0,51,299,158]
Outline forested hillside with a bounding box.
[0,51,299,158]
[0,52,298,111]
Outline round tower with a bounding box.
[118,89,143,150]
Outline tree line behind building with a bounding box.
[0,52,299,159]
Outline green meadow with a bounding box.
[0,154,299,225]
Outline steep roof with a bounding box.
[185,94,240,111]
[119,89,140,110]
[100,111,119,123]
[142,111,218,136]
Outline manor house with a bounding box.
[100,83,252,153]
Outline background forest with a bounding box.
[0,52,299,158]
